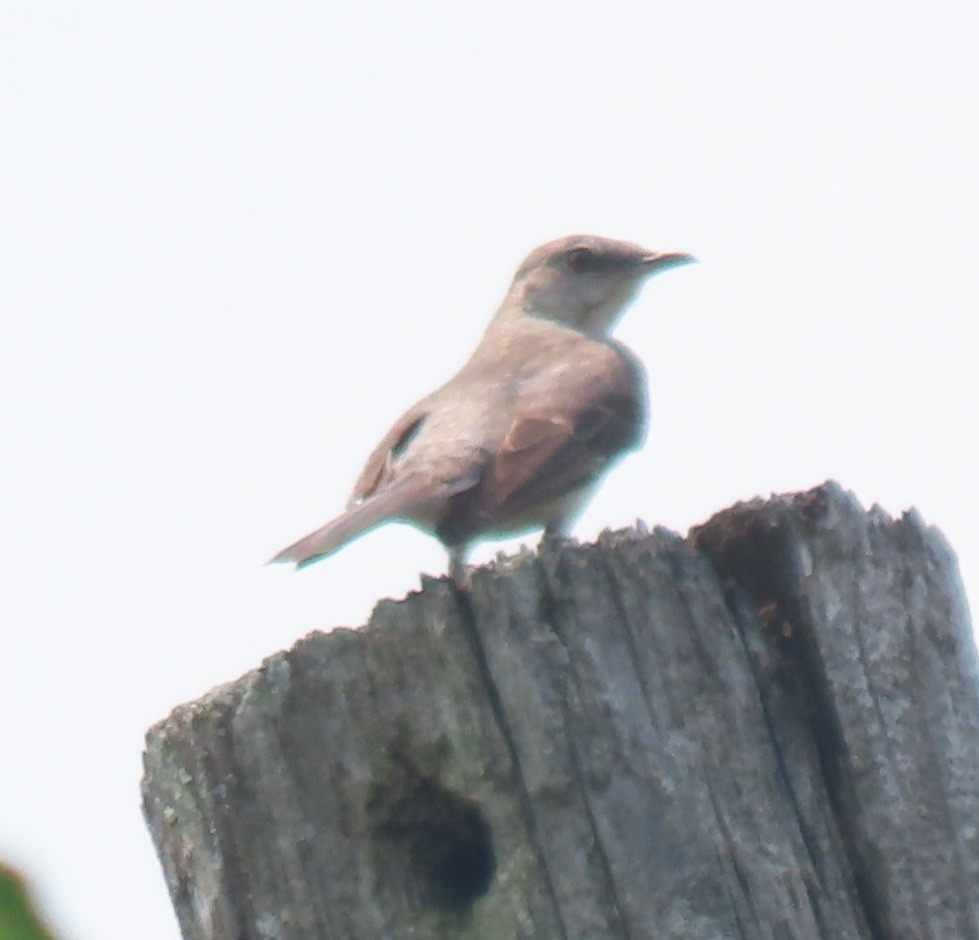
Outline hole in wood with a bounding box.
[369,760,496,911]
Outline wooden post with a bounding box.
[142,482,979,939]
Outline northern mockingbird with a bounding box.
[270,234,694,582]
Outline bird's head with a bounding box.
[509,234,695,336]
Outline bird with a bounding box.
[270,234,694,583]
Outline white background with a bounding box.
[2,4,977,937]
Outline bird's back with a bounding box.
[349,320,646,546]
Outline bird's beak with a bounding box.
[640,250,697,272]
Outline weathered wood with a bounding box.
[142,482,979,939]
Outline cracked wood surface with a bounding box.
[142,482,979,939]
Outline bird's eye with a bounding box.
[565,246,593,272]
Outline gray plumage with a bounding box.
[270,234,694,580]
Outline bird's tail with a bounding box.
[268,477,443,569]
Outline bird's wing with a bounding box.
[483,346,646,519]
[349,401,432,505]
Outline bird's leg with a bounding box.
[539,516,575,562]
[543,513,575,542]
[448,547,470,590]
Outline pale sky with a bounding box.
[2,4,977,938]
